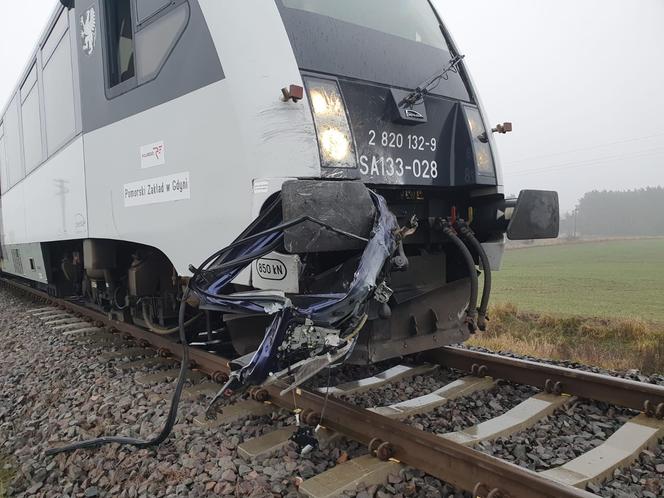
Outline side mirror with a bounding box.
[507,190,559,240]
[60,0,75,9]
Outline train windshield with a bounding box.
[277,0,471,102]
[280,0,451,51]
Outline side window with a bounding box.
[135,3,189,82]
[104,0,189,96]
[0,5,81,191]
[42,9,77,155]
[3,95,24,190]
[104,0,136,88]
[136,0,172,24]
[20,64,44,174]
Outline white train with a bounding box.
[0,0,558,393]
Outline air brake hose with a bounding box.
[141,300,203,336]
[45,293,191,456]
[455,220,492,332]
[438,218,478,333]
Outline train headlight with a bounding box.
[304,78,357,169]
[320,128,351,161]
[463,106,495,176]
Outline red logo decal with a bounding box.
[153,145,163,160]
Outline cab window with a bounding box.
[103,0,190,97]
[280,0,450,51]
[104,0,136,88]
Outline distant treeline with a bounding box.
[561,187,664,237]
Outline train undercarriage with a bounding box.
[21,180,558,403]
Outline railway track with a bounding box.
[3,276,664,498]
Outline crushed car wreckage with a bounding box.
[194,187,402,410]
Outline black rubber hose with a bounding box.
[439,219,478,333]
[45,294,191,456]
[456,221,492,332]
[46,219,307,455]
[45,204,375,456]
[201,214,368,274]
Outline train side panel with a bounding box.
[22,137,88,243]
[1,185,27,248]
[79,0,319,275]
[1,136,88,282]
[1,1,321,282]
[2,242,48,283]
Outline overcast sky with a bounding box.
[2,0,663,212]
[437,0,664,211]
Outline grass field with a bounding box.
[491,238,664,322]
[468,239,664,373]
[0,456,12,498]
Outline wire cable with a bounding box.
[509,146,664,176]
[505,131,664,165]
[46,293,192,456]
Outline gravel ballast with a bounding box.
[348,467,471,498]
[305,360,404,391]
[3,287,662,497]
[478,400,638,471]
[595,440,664,498]
[405,383,539,435]
[0,291,368,497]
[341,368,463,409]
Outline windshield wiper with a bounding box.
[400,54,466,107]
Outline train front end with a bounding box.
[196,0,559,399]
[275,1,557,357]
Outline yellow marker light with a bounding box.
[464,106,495,176]
[467,113,481,135]
[476,149,492,173]
[321,128,351,161]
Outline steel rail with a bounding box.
[429,347,664,413]
[262,383,596,498]
[2,277,599,497]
